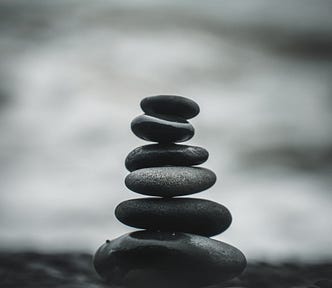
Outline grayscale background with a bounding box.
[0,0,331,262]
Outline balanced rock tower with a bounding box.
[93,95,246,288]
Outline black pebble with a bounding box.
[125,166,216,197]
[115,198,232,237]
[93,231,246,288]
[131,114,194,143]
[125,144,209,171]
[141,95,200,119]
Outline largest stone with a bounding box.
[93,231,246,288]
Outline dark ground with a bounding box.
[0,253,331,288]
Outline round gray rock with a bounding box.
[94,231,246,288]
[125,144,209,171]
[131,114,194,143]
[115,198,232,237]
[141,95,200,119]
[125,167,216,197]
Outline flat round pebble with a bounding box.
[115,198,232,237]
[141,95,200,119]
[125,144,209,171]
[131,114,194,143]
[125,167,216,197]
[94,231,246,288]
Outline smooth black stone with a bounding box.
[131,114,194,143]
[125,144,209,172]
[125,167,216,197]
[115,198,232,237]
[93,231,247,288]
[141,95,200,119]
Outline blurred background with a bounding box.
[0,0,331,263]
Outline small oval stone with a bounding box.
[125,144,209,171]
[131,114,194,143]
[141,95,200,119]
[115,198,232,237]
[125,167,216,197]
[94,231,246,288]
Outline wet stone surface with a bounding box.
[125,144,209,171]
[125,166,217,197]
[115,198,232,237]
[94,231,246,288]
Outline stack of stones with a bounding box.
[93,95,246,288]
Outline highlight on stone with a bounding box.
[93,95,247,288]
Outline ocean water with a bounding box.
[0,0,331,261]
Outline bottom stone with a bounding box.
[93,231,246,288]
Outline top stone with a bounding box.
[141,95,200,119]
